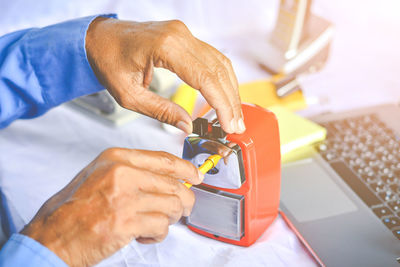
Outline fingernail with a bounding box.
[238,118,246,133]
[176,121,192,134]
[198,169,204,183]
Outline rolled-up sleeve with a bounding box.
[0,234,68,266]
[0,14,116,128]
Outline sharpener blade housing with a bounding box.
[187,185,244,241]
[183,136,245,189]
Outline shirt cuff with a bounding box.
[0,234,68,267]
[25,14,117,115]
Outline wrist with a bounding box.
[85,16,120,88]
[21,219,72,266]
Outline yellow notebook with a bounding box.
[172,79,307,118]
[239,80,306,111]
[268,106,327,161]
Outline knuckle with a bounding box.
[157,20,188,51]
[157,33,174,53]
[130,215,144,236]
[117,93,137,110]
[158,151,177,169]
[159,218,170,237]
[222,56,232,67]
[155,228,169,243]
[160,214,170,228]
[108,162,129,180]
[116,96,128,108]
[101,147,122,160]
[215,102,232,115]
[217,54,233,70]
[170,195,184,215]
[153,214,170,238]
[108,90,128,108]
[209,63,222,73]
[159,228,169,242]
[152,102,178,124]
[215,67,229,81]
[169,180,181,194]
[165,20,188,32]
[202,71,218,86]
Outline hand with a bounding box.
[21,148,201,266]
[85,17,245,134]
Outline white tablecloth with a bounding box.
[0,105,316,267]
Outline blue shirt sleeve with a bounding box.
[0,14,116,129]
[0,234,68,267]
[0,14,118,266]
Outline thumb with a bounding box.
[127,89,193,134]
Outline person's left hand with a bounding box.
[85,17,245,135]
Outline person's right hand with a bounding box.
[21,148,201,267]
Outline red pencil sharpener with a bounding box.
[182,103,281,246]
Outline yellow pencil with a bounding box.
[184,154,222,188]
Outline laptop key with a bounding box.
[382,217,400,229]
[388,200,400,212]
[322,152,337,162]
[361,173,375,184]
[381,174,397,184]
[390,184,400,194]
[379,191,396,202]
[330,161,381,206]
[372,206,393,218]
[392,229,400,240]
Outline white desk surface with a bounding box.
[1,0,399,266]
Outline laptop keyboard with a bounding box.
[316,114,400,240]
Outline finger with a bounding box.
[197,40,245,133]
[136,192,183,223]
[132,212,169,243]
[198,75,236,134]
[122,87,193,134]
[213,65,239,125]
[164,48,236,134]
[105,155,196,216]
[198,40,239,92]
[101,158,196,216]
[221,64,245,133]
[98,148,203,185]
[135,173,196,216]
[124,150,203,185]
[212,54,244,132]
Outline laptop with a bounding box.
[280,103,400,266]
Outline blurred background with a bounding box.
[2,0,400,114]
